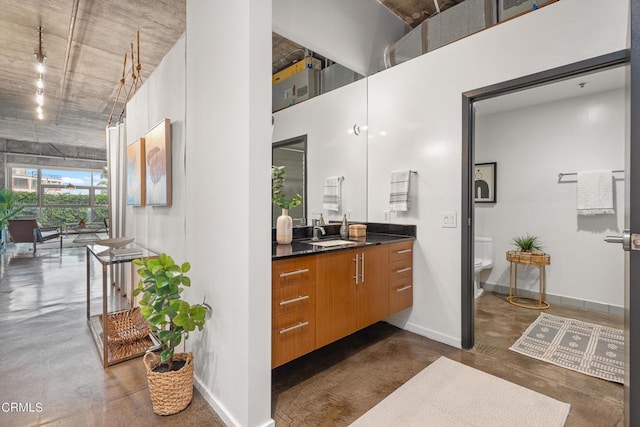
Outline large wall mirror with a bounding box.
[272,136,307,227]
[271,31,369,228]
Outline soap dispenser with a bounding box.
[340,214,349,239]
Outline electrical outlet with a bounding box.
[346,210,352,220]
[383,210,390,223]
[442,212,457,228]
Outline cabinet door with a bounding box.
[315,250,357,347]
[356,244,389,328]
[272,308,315,368]
[388,241,414,314]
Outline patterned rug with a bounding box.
[510,313,624,383]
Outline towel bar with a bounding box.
[558,169,624,179]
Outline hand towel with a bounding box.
[323,176,341,211]
[577,170,615,215]
[389,170,411,212]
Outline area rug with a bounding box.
[510,312,624,384]
[349,357,569,427]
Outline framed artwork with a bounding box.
[145,118,172,206]
[126,138,145,206]
[474,162,496,203]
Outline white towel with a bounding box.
[322,176,341,211]
[389,170,411,212]
[577,170,615,216]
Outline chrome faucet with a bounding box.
[311,219,326,241]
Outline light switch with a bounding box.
[442,212,457,228]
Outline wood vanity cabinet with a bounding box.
[272,256,316,368]
[388,240,414,313]
[315,244,388,347]
[272,239,414,368]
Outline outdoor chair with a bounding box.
[7,218,62,253]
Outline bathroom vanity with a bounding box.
[271,226,415,368]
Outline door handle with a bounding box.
[604,230,640,251]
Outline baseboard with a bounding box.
[193,375,276,427]
[482,283,624,316]
[385,316,461,348]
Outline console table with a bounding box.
[86,243,158,367]
[505,250,551,310]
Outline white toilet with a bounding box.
[474,236,494,298]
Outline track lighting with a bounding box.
[34,26,46,120]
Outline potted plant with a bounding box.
[132,253,211,416]
[508,234,549,264]
[272,165,302,244]
[0,189,25,251]
[512,234,543,252]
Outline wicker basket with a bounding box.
[98,307,152,360]
[143,352,194,415]
[506,250,550,266]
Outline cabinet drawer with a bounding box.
[273,282,315,316]
[272,256,316,289]
[272,309,315,368]
[389,259,413,280]
[388,240,414,263]
[389,277,413,313]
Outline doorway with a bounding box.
[461,50,639,421]
[473,65,626,313]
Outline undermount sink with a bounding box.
[304,239,357,247]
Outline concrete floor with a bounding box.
[0,245,624,426]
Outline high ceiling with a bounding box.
[0,0,186,150]
[0,0,462,151]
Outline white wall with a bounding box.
[367,0,629,347]
[475,88,625,308]
[273,0,406,76]
[125,35,187,258]
[272,79,368,224]
[186,1,272,426]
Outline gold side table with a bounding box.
[506,250,551,310]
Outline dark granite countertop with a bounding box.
[272,223,416,260]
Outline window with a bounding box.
[9,166,108,225]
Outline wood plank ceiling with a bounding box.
[0,0,462,151]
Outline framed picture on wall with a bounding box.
[474,162,496,203]
[126,138,145,206]
[145,118,172,206]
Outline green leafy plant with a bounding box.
[512,234,543,252]
[133,254,211,369]
[0,189,25,229]
[272,165,302,210]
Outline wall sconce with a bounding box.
[34,26,46,120]
[353,124,368,136]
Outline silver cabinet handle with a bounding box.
[279,321,309,334]
[279,295,309,306]
[396,249,412,254]
[354,254,359,284]
[396,267,412,274]
[361,253,365,283]
[396,285,412,292]
[280,268,310,278]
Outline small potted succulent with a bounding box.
[512,234,543,252]
[133,253,211,416]
[508,234,548,264]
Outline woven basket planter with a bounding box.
[143,352,194,415]
[506,250,550,266]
